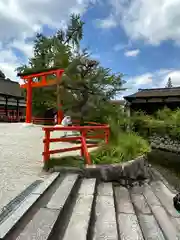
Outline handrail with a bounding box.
[32,117,54,125]
[42,123,110,167]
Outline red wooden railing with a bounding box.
[42,123,110,165]
[0,109,25,122]
[32,117,54,125]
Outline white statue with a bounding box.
[61,116,72,137]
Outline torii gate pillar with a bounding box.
[26,78,32,123]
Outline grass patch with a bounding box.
[91,131,150,164]
[45,156,84,170]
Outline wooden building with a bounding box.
[0,77,26,122]
[124,87,180,115]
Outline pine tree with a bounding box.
[166,77,173,88]
[16,14,125,123]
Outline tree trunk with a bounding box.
[56,81,63,124]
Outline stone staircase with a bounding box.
[0,172,180,239]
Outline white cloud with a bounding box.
[0,0,97,41]
[121,68,180,98]
[124,49,140,57]
[130,73,152,85]
[10,39,34,59]
[0,0,97,81]
[0,48,20,81]
[124,73,153,91]
[162,70,180,86]
[96,15,117,29]
[100,0,180,45]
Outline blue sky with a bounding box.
[1,0,180,99]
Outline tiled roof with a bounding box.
[0,78,23,97]
[124,87,180,99]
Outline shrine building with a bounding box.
[0,76,26,122]
[124,87,180,115]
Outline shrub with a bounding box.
[91,131,150,164]
[131,108,180,141]
[155,107,172,121]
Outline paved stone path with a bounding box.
[0,123,86,211]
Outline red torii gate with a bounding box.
[18,68,64,124]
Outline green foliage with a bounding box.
[91,107,150,165]
[91,132,150,164]
[132,107,180,140]
[16,14,149,168]
[155,107,172,121]
[16,14,125,122]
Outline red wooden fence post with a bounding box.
[105,128,109,144]
[80,132,84,158]
[43,129,51,168]
[81,129,92,165]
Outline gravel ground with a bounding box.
[0,123,87,210]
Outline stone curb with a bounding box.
[52,156,149,184]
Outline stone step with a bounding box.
[15,174,80,240]
[0,173,179,240]
[143,183,179,240]
[115,186,144,240]
[130,186,165,240]
[62,178,96,240]
[46,174,79,210]
[150,181,179,217]
[150,205,179,240]
[16,208,59,240]
[0,173,60,239]
[92,183,118,240]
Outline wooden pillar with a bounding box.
[57,70,64,124]
[16,99,19,122]
[26,78,32,123]
[5,97,8,117]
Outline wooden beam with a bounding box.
[131,99,147,103]
[20,79,58,88]
[147,98,163,103]
[19,69,64,79]
[17,67,63,77]
[164,97,180,102]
